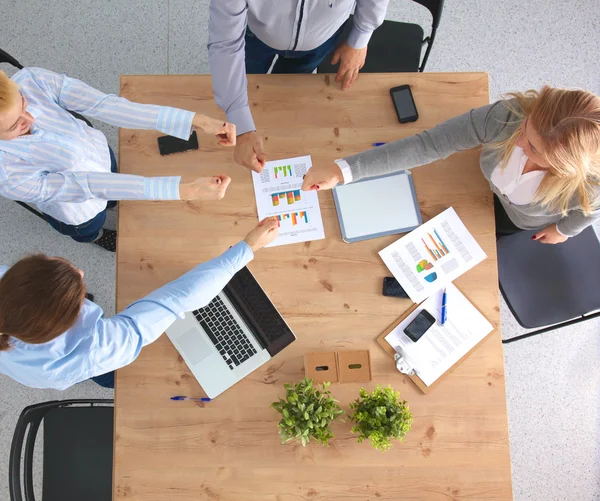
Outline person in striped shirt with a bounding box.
[0,67,237,252]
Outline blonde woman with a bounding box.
[302,86,600,244]
[0,67,236,252]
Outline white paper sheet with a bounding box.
[384,283,494,386]
[251,155,325,247]
[379,207,486,303]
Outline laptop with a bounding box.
[165,266,296,398]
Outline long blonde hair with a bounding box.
[496,86,600,215]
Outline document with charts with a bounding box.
[251,155,325,247]
[379,207,486,303]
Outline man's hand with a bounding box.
[244,217,280,252]
[331,42,367,91]
[234,131,266,173]
[192,115,236,146]
[532,224,569,244]
[179,175,231,201]
[301,163,344,191]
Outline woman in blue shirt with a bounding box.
[0,217,279,390]
[0,67,236,252]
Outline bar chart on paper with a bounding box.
[273,164,293,178]
[271,190,302,206]
[422,229,451,261]
[252,155,325,247]
[277,211,309,227]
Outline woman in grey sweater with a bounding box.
[302,86,600,244]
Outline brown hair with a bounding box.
[0,255,86,351]
[495,86,600,215]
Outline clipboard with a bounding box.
[332,171,422,243]
[376,291,498,394]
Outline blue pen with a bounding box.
[171,395,211,402]
[372,142,386,147]
[441,289,448,325]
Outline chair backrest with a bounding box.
[9,399,114,501]
[497,226,600,330]
[412,0,444,32]
[411,0,445,71]
[0,48,23,70]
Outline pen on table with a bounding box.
[171,395,211,402]
[441,288,448,325]
[372,142,386,147]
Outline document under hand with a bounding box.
[251,155,325,247]
[379,207,486,303]
[384,284,494,386]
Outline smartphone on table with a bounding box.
[157,130,199,156]
[390,85,419,124]
[403,309,436,342]
[382,277,409,299]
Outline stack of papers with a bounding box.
[251,155,325,247]
[384,284,493,386]
[379,207,492,386]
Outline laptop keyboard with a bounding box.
[193,295,257,370]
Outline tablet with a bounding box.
[332,171,422,243]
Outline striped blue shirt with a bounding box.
[0,241,254,390]
[0,67,196,225]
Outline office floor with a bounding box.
[1,1,599,499]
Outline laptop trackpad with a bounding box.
[176,329,213,366]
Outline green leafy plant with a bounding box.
[271,378,344,447]
[349,385,413,452]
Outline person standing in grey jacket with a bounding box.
[302,86,600,244]
[208,0,390,173]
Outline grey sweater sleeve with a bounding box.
[343,100,515,182]
[557,206,600,237]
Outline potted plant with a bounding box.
[349,385,413,451]
[271,378,344,447]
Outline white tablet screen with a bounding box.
[334,173,420,241]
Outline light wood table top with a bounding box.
[116,73,512,501]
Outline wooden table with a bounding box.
[116,73,512,501]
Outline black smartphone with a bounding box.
[403,309,436,342]
[382,277,409,299]
[157,130,199,156]
[390,85,419,124]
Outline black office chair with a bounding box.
[318,0,444,74]
[9,399,114,501]
[0,48,94,221]
[498,226,600,343]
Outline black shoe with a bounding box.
[93,229,117,252]
[107,201,117,210]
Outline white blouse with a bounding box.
[491,146,546,205]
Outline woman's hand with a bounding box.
[532,224,569,244]
[244,217,280,252]
[179,175,231,201]
[192,115,236,146]
[301,163,344,191]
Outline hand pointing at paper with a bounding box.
[301,163,344,191]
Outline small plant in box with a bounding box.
[349,385,413,451]
[271,378,344,447]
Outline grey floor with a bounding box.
[1,1,599,499]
